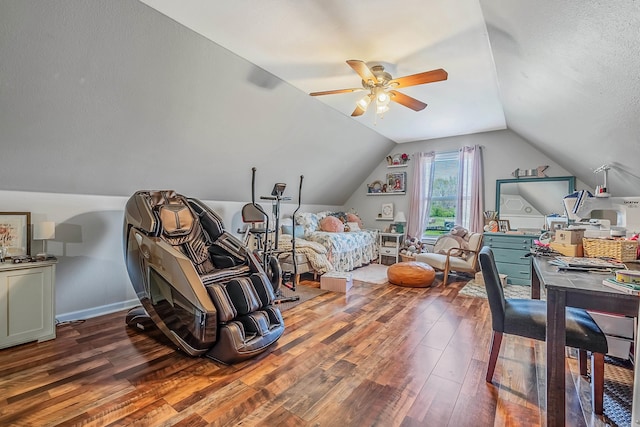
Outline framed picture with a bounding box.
[498,219,511,233]
[386,172,406,193]
[0,212,31,258]
[549,220,566,231]
[381,203,394,219]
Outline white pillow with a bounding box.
[346,221,361,232]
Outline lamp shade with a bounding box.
[34,221,55,240]
[394,211,407,223]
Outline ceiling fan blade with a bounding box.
[389,90,427,111]
[309,88,362,96]
[389,68,448,89]
[351,105,366,116]
[346,60,377,84]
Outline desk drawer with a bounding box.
[496,262,531,283]
[486,240,532,251]
[491,248,530,265]
[380,247,398,256]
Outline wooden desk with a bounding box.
[531,257,639,427]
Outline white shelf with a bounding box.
[367,192,406,196]
[387,164,408,168]
[375,218,393,221]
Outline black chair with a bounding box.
[478,246,608,415]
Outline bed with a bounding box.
[294,211,379,272]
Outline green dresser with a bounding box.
[483,232,537,285]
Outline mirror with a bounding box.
[496,176,576,230]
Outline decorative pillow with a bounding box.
[295,212,319,235]
[329,211,348,223]
[346,221,361,232]
[281,224,305,237]
[319,215,345,232]
[346,213,363,229]
[315,211,333,221]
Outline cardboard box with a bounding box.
[475,271,507,286]
[555,229,585,244]
[549,242,584,257]
[320,271,353,293]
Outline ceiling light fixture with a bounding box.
[310,60,447,120]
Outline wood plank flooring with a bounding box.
[0,274,607,426]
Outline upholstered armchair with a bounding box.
[123,190,284,364]
[414,231,483,285]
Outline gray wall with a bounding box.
[344,129,587,233]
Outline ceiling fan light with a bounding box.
[357,95,372,111]
[376,104,389,115]
[377,91,389,104]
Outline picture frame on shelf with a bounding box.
[498,219,511,233]
[367,180,385,194]
[386,172,406,193]
[381,203,394,220]
[0,212,31,258]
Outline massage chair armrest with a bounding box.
[127,228,216,314]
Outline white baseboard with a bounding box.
[56,299,140,323]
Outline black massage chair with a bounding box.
[122,190,285,364]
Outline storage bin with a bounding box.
[320,271,353,292]
[582,238,638,262]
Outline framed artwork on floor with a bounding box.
[0,212,31,258]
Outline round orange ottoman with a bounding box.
[387,261,436,287]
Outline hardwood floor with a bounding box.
[0,274,606,426]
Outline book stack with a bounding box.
[602,277,640,295]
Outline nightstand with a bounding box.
[378,232,404,265]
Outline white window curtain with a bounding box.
[406,151,435,240]
[456,145,484,233]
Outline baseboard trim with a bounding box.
[56,299,140,323]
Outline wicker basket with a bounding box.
[400,253,416,262]
[582,238,638,262]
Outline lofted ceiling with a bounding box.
[141,0,640,196]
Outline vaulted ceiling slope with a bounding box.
[1,1,639,205]
[0,1,395,205]
[480,0,640,196]
[141,0,640,196]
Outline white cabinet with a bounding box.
[0,260,56,349]
[378,232,404,265]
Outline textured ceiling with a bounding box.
[140,0,640,196]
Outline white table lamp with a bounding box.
[393,212,407,233]
[34,221,55,258]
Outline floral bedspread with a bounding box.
[304,229,379,272]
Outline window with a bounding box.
[423,151,460,238]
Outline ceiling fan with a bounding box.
[310,60,448,117]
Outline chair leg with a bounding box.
[486,331,503,383]
[442,258,451,286]
[590,352,605,415]
[579,349,588,377]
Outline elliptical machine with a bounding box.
[240,167,303,303]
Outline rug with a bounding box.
[275,283,328,312]
[461,279,632,426]
[458,279,536,299]
[350,263,389,285]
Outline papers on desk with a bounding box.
[549,256,626,272]
[602,278,640,295]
